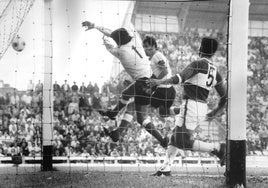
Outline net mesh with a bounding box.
[0,0,35,60]
[0,0,268,187]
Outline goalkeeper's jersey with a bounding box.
[105,32,151,80]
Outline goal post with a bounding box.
[42,0,54,171]
[226,0,249,187]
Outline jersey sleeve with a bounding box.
[214,71,226,98]
[104,39,120,58]
[154,52,167,67]
[179,60,200,83]
[215,71,223,85]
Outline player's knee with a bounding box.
[121,94,131,102]
[119,98,129,105]
[137,116,144,125]
[170,106,180,115]
[138,116,149,127]
[170,132,194,150]
[121,86,135,101]
[122,113,133,122]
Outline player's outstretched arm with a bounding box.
[82,21,112,37]
[147,59,201,87]
[147,74,181,87]
[148,60,198,87]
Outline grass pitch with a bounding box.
[0,165,268,188]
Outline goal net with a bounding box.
[0,0,267,187]
[0,0,35,60]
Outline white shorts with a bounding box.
[175,99,207,131]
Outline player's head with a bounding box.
[142,36,157,57]
[110,28,132,46]
[199,37,218,58]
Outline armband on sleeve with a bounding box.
[171,74,182,84]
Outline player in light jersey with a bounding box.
[148,37,227,176]
[143,36,180,117]
[82,21,167,146]
[99,36,180,148]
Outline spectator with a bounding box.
[35,80,43,93]
[110,148,120,157]
[92,92,101,110]
[81,148,90,157]
[20,138,29,156]
[61,80,70,93]
[87,82,94,95]
[71,81,79,93]
[27,80,34,93]
[79,82,87,93]
[68,98,79,115]
[8,119,17,136]
[53,81,61,93]
[93,83,99,94]
[259,125,268,150]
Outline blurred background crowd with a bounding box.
[0,29,268,158]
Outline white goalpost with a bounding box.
[42,0,53,171]
[226,0,249,187]
[0,0,258,186]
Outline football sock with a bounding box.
[192,140,220,152]
[162,145,179,171]
[144,122,164,144]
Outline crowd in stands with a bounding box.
[247,36,268,155]
[0,29,268,159]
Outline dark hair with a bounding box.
[110,28,132,46]
[199,37,218,57]
[142,36,157,48]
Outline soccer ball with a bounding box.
[12,35,25,52]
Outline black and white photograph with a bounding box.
[0,0,267,187]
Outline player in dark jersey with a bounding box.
[149,37,227,176]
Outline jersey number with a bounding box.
[206,66,215,87]
[131,45,143,58]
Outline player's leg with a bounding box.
[185,100,226,166]
[117,102,135,133]
[151,86,177,117]
[152,99,197,176]
[169,106,180,116]
[104,102,135,142]
[135,104,166,146]
[98,82,136,120]
[192,140,226,166]
[150,86,178,148]
[133,78,167,147]
[151,125,193,176]
[151,145,178,176]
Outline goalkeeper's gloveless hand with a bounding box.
[82,21,95,31]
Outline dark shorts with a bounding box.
[121,77,152,106]
[150,86,176,109]
[169,125,194,150]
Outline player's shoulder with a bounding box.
[154,51,165,58]
[191,58,211,69]
[152,51,166,61]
